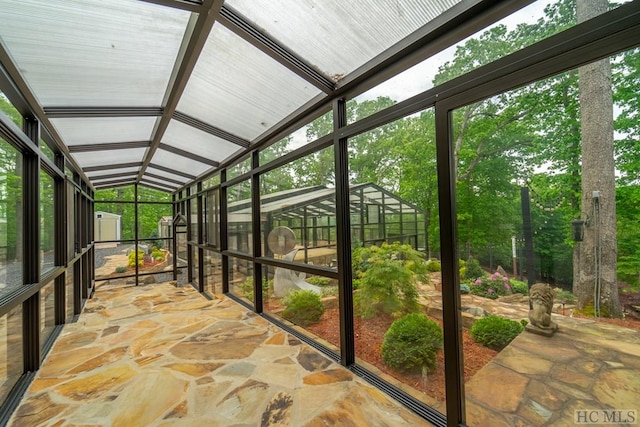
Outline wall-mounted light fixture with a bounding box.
[571,218,589,242]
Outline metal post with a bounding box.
[172,193,178,281]
[134,184,139,286]
[186,186,193,283]
[220,169,229,293]
[197,182,204,292]
[251,151,262,313]
[333,98,354,366]
[435,104,465,426]
[54,153,66,324]
[521,187,536,287]
[22,116,40,371]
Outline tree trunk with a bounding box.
[575,0,621,317]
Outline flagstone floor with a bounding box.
[8,282,432,427]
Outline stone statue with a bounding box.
[526,283,558,336]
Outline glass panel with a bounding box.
[204,189,220,248]
[40,170,55,275]
[260,110,333,165]
[189,197,198,243]
[202,174,220,190]
[152,149,212,177]
[50,117,157,145]
[177,24,321,141]
[227,156,251,180]
[94,202,133,240]
[66,182,75,261]
[40,139,55,162]
[453,47,640,424]
[72,148,147,169]
[228,256,253,306]
[138,203,172,240]
[348,109,444,412]
[138,240,172,279]
[137,187,172,203]
[349,0,633,122]
[40,280,56,349]
[192,246,199,286]
[227,179,252,254]
[163,120,242,162]
[204,250,222,296]
[0,0,189,107]
[66,266,75,323]
[228,0,460,80]
[260,146,337,268]
[0,305,23,402]
[95,186,135,202]
[0,138,23,297]
[0,91,22,127]
[140,176,178,192]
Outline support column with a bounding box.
[251,151,263,313]
[333,98,354,366]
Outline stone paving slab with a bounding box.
[9,282,432,427]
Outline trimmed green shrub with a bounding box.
[381,313,443,373]
[460,283,470,294]
[307,276,331,287]
[510,280,529,295]
[151,248,164,261]
[128,250,145,268]
[281,289,325,326]
[239,277,272,301]
[115,266,128,274]
[426,259,441,272]
[470,315,524,350]
[464,257,484,280]
[352,243,427,318]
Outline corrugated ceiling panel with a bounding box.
[226,0,460,80]
[72,147,147,168]
[177,24,321,141]
[0,0,190,107]
[162,119,242,162]
[152,148,212,177]
[50,117,157,145]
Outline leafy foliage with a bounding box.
[426,260,441,272]
[239,277,273,301]
[510,280,529,295]
[128,250,145,268]
[463,257,485,281]
[381,313,443,374]
[470,315,524,350]
[281,290,325,326]
[353,243,427,318]
[306,276,332,287]
[469,271,513,299]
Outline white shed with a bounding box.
[95,211,121,242]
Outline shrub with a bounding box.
[321,286,338,297]
[281,290,325,326]
[115,266,128,274]
[469,271,513,299]
[510,280,529,295]
[307,276,331,287]
[352,243,427,318]
[128,250,145,268]
[554,288,576,304]
[460,283,470,294]
[240,277,272,300]
[464,257,484,280]
[470,315,524,350]
[151,248,164,261]
[426,259,441,272]
[381,313,443,374]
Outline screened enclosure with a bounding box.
[1,0,639,426]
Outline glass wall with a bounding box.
[0,91,21,127]
[65,267,75,323]
[227,179,252,254]
[204,250,222,296]
[0,138,22,297]
[0,305,23,403]
[40,171,55,276]
[40,281,55,349]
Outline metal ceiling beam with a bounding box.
[0,41,93,190]
[44,106,163,118]
[84,162,143,173]
[218,5,335,94]
[145,172,186,186]
[157,143,219,167]
[92,178,136,187]
[148,163,196,180]
[136,0,224,184]
[140,178,179,191]
[89,171,139,181]
[138,181,176,193]
[173,111,250,148]
[68,141,151,153]
[137,0,203,13]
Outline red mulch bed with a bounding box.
[306,307,497,402]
